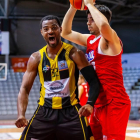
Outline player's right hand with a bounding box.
[15,115,28,128]
[78,104,93,117]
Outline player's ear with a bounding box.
[60,27,62,33]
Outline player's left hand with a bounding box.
[84,0,96,6]
[78,104,93,117]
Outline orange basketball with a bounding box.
[69,0,88,10]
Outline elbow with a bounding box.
[61,31,71,38]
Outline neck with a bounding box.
[47,41,62,55]
[95,33,101,38]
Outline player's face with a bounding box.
[87,13,100,36]
[41,19,62,48]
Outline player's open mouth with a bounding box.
[49,37,56,44]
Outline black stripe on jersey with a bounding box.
[44,97,72,108]
[75,64,79,100]
[62,97,71,108]
[58,49,69,79]
[42,52,51,81]
[44,98,53,108]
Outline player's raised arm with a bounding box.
[85,0,121,54]
[15,52,40,128]
[70,47,100,116]
[61,5,90,47]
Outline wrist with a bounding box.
[86,101,94,107]
[18,113,25,118]
[70,5,77,11]
[86,3,95,8]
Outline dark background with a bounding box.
[0,0,140,55]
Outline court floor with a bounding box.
[0,120,140,140]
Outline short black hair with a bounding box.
[40,15,61,29]
[86,5,112,22]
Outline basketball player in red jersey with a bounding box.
[61,0,131,139]
[78,74,89,106]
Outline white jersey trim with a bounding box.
[98,39,122,56]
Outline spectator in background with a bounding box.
[78,74,89,106]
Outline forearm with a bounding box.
[17,88,29,117]
[87,4,109,30]
[61,6,77,36]
[80,65,100,106]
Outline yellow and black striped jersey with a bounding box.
[38,42,79,109]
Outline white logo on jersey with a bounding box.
[89,35,102,44]
[85,50,94,62]
[44,78,70,98]
[58,60,68,70]
[90,39,96,44]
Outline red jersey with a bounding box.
[80,83,89,106]
[86,35,130,107]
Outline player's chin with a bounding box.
[90,31,94,35]
[48,42,57,48]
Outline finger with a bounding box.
[78,108,83,117]
[19,120,24,128]
[79,107,86,116]
[78,107,84,115]
[21,119,28,127]
[15,120,21,128]
[16,122,22,128]
[81,109,89,117]
[81,107,91,117]
[16,119,25,128]
[23,120,28,127]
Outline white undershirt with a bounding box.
[98,37,122,56]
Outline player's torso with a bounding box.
[86,35,130,107]
[80,83,88,106]
[38,42,79,109]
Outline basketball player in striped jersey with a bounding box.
[15,15,100,140]
[61,0,131,139]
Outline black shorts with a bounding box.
[20,104,93,140]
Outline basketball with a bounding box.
[69,0,88,10]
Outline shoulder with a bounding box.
[27,51,41,69]
[63,42,74,51]
[69,47,85,59]
[39,45,47,53]
[30,51,41,62]
[62,42,85,58]
[78,85,84,90]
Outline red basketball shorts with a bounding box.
[89,99,131,140]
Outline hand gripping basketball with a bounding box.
[69,0,95,10]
